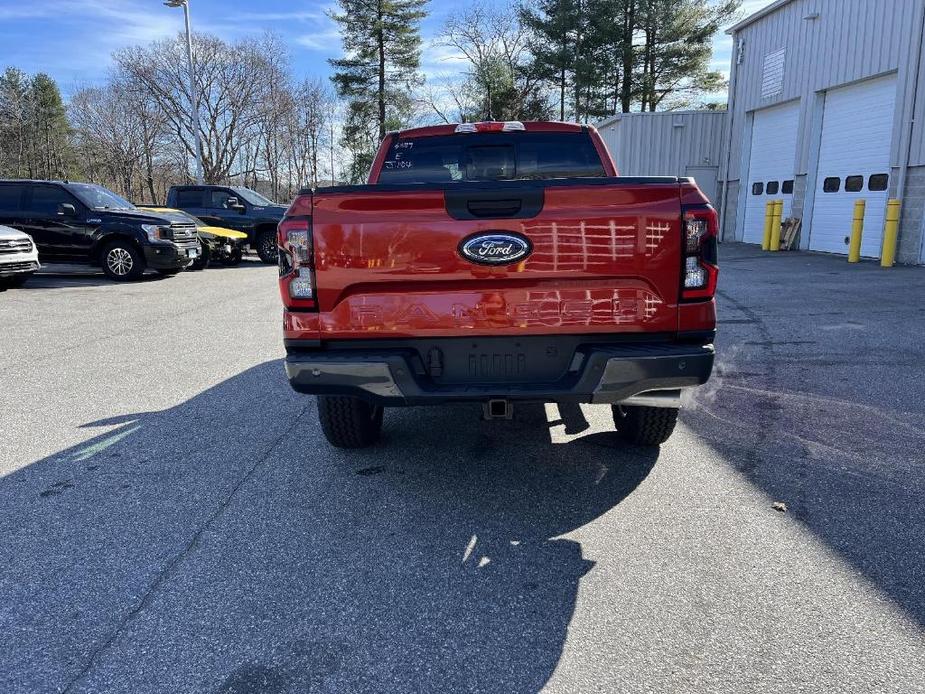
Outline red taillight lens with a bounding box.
[681,206,719,301]
[278,216,316,310]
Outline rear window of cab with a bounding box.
[377,132,607,184]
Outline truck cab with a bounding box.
[166,185,287,264]
[0,180,199,281]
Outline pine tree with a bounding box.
[636,0,739,111]
[28,73,73,179]
[329,0,427,142]
[520,0,581,121]
[0,70,73,179]
[522,0,739,115]
[0,67,31,177]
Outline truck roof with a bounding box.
[0,179,78,185]
[393,121,588,139]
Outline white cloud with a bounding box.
[295,29,342,51]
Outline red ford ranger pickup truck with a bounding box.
[278,121,717,449]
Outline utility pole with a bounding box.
[164,0,204,184]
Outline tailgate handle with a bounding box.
[467,199,521,217]
[444,188,544,220]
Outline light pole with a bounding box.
[164,0,204,184]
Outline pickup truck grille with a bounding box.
[0,238,33,254]
[169,223,198,243]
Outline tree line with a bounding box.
[0,0,738,196]
[331,0,738,180]
[0,34,336,203]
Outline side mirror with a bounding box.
[226,197,245,212]
[58,203,77,216]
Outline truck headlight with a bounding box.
[142,224,167,241]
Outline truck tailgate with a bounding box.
[309,180,682,339]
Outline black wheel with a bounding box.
[613,405,679,446]
[220,246,243,266]
[101,240,145,281]
[317,395,383,449]
[190,243,211,271]
[256,229,278,264]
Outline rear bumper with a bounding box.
[285,338,714,406]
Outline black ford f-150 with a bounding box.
[0,180,199,281]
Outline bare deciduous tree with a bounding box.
[115,33,283,184]
[438,2,550,122]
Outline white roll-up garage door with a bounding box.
[809,74,897,256]
[742,101,800,244]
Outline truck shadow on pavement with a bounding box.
[0,360,656,693]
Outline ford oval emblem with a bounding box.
[458,232,532,266]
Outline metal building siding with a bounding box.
[597,111,726,176]
[725,0,921,182]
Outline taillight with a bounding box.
[681,206,719,301]
[455,121,525,133]
[278,216,315,310]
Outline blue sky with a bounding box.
[0,0,772,101]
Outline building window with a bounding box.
[766,181,780,195]
[823,177,841,193]
[868,173,889,192]
[782,180,794,194]
[845,176,864,192]
[752,182,764,195]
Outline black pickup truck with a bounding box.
[0,180,199,281]
[166,185,287,264]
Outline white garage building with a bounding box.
[597,0,925,264]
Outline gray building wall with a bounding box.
[898,166,925,263]
[597,111,726,176]
[721,0,925,262]
[597,110,727,208]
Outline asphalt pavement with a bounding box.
[1,247,923,693]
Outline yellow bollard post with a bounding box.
[848,199,866,263]
[769,199,784,251]
[761,200,774,250]
[881,199,901,267]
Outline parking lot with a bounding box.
[1,246,924,693]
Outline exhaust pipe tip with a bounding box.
[620,390,682,409]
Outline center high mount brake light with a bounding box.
[455,121,526,133]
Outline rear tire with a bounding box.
[256,229,278,264]
[101,240,145,281]
[317,396,383,449]
[613,405,679,446]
